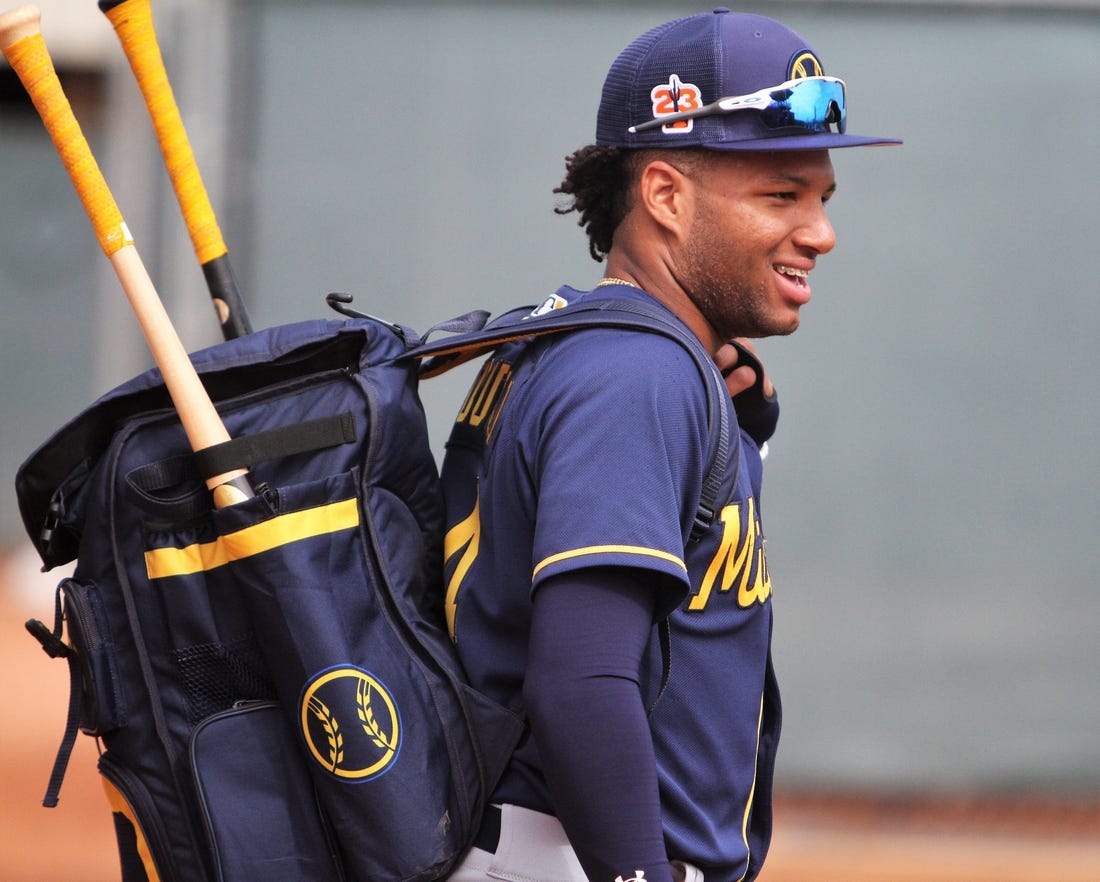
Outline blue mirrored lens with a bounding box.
[761,80,845,133]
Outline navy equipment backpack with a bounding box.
[16,296,729,882]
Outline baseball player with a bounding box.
[443,9,900,882]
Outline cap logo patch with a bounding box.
[649,74,702,134]
[789,51,824,79]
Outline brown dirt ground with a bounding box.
[2,548,1097,882]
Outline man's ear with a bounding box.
[637,159,695,241]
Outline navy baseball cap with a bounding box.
[596,8,902,151]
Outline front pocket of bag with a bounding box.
[61,578,126,735]
[191,701,344,882]
[203,470,471,880]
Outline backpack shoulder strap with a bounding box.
[410,297,733,542]
[411,297,737,712]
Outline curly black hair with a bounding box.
[553,144,634,263]
[554,146,707,262]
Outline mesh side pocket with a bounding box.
[174,635,276,726]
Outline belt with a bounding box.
[473,804,502,853]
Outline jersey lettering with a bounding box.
[650,74,703,133]
[689,497,771,611]
[443,493,481,641]
[455,359,512,442]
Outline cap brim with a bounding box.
[706,132,903,151]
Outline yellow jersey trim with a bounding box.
[144,497,360,579]
[532,545,687,581]
[734,694,766,882]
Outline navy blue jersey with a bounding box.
[440,285,780,882]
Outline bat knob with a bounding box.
[212,474,254,509]
[0,6,42,53]
[0,6,42,49]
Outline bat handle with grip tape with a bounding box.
[99,0,252,340]
[0,4,251,508]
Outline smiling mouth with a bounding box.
[775,264,809,286]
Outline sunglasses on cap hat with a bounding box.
[628,75,845,136]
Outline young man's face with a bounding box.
[678,149,837,341]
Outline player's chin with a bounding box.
[763,309,802,337]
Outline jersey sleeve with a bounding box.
[517,330,711,593]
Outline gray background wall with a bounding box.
[2,0,1097,795]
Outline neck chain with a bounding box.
[596,277,639,289]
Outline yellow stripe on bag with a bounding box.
[102,777,161,882]
[145,497,360,580]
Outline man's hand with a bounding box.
[714,339,779,446]
[714,339,773,399]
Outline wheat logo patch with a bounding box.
[789,50,824,79]
[300,666,401,780]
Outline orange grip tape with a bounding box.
[3,33,131,256]
[105,0,227,265]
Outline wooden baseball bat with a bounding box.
[99,0,253,340]
[0,4,251,508]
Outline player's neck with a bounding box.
[602,256,720,353]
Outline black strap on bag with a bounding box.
[192,412,358,481]
[24,586,82,807]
